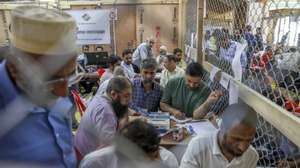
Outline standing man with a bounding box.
[132,37,155,67]
[160,54,185,88]
[255,27,264,51]
[0,6,77,167]
[180,102,259,168]
[130,58,163,112]
[219,33,248,69]
[121,49,136,79]
[75,77,132,157]
[173,48,187,69]
[160,63,222,119]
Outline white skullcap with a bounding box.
[159,45,167,51]
[10,6,77,55]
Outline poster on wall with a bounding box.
[66,9,111,45]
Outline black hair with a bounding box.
[108,55,122,65]
[185,62,205,77]
[122,49,133,57]
[120,120,160,154]
[173,48,182,55]
[221,101,257,132]
[140,58,157,70]
[165,54,177,62]
[106,76,132,94]
[82,45,89,50]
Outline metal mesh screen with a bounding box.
[202,0,300,167]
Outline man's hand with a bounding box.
[206,90,223,105]
[128,108,141,116]
[172,110,185,119]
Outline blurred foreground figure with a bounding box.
[0,6,77,167]
[180,102,258,168]
[80,120,178,168]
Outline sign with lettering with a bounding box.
[66,9,111,45]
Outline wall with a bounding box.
[136,4,179,56]
[0,1,179,57]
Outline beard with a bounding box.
[112,99,128,119]
[142,78,153,85]
[15,77,59,107]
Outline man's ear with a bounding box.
[110,90,118,100]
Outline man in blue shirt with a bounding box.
[130,58,163,112]
[0,6,77,167]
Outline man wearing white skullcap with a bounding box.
[0,6,77,167]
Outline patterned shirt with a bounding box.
[130,78,163,112]
[74,94,117,156]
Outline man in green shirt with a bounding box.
[160,63,222,119]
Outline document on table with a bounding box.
[170,116,192,124]
[185,121,217,136]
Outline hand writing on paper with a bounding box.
[173,110,186,120]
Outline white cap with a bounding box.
[10,6,77,55]
[160,45,167,51]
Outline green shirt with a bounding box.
[161,77,211,117]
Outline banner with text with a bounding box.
[66,9,111,45]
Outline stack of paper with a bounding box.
[147,112,170,130]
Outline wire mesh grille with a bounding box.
[201,0,300,167]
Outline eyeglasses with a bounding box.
[45,71,77,86]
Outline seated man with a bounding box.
[80,120,179,168]
[174,48,187,69]
[75,77,132,157]
[180,102,259,168]
[130,58,163,112]
[121,49,136,79]
[160,63,222,119]
[99,55,122,84]
[156,45,168,71]
[160,54,185,87]
[96,66,126,95]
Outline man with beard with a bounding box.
[180,102,258,168]
[173,48,187,70]
[132,37,155,68]
[75,77,132,158]
[121,49,136,79]
[0,6,77,167]
[160,63,222,119]
[130,58,163,112]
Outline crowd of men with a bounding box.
[0,5,299,168]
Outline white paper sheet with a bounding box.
[209,66,220,81]
[185,121,217,136]
[191,32,195,47]
[220,74,230,89]
[170,116,192,124]
[232,43,247,81]
[229,80,239,105]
